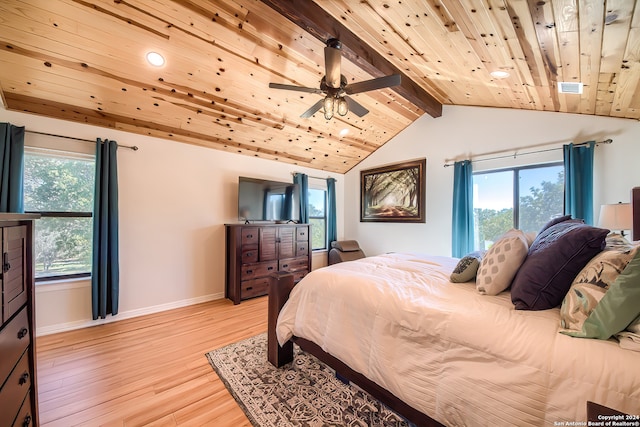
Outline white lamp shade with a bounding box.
[598,203,632,232]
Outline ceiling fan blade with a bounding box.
[269,83,324,95]
[345,96,369,117]
[300,99,324,118]
[324,45,342,88]
[344,74,401,95]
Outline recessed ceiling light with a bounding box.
[490,70,510,79]
[339,128,349,137]
[146,51,165,67]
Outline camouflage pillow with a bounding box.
[450,251,484,283]
[560,235,640,332]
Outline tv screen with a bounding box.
[238,176,301,223]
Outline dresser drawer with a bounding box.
[240,261,277,280]
[296,226,309,241]
[11,393,32,427]
[241,227,259,245]
[240,277,270,299]
[279,257,308,273]
[241,245,259,264]
[295,242,309,256]
[0,350,30,423]
[0,308,30,385]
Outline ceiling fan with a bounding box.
[269,38,401,120]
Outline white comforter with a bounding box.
[276,253,640,426]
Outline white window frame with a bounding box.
[308,183,328,251]
[24,134,95,283]
[472,161,564,249]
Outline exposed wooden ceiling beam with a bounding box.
[258,0,443,118]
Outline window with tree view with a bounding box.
[308,188,327,250]
[24,150,95,280]
[473,163,564,250]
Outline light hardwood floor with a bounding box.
[36,297,268,426]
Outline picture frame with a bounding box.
[360,158,426,223]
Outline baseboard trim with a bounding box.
[36,292,226,336]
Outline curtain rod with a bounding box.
[291,171,334,180]
[443,139,612,168]
[25,130,139,151]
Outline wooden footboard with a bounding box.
[267,272,444,427]
[267,271,295,367]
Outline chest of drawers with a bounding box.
[225,223,311,304]
[0,215,39,427]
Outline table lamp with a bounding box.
[598,202,632,237]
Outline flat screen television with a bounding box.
[238,176,301,223]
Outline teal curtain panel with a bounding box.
[327,177,337,245]
[0,122,25,212]
[563,141,595,225]
[452,160,474,257]
[92,138,120,320]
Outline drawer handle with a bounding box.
[267,266,274,270]
[3,252,10,272]
[246,269,253,274]
[246,286,253,291]
[17,327,28,339]
[23,414,32,427]
[19,372,29,385]
[245,252,254,257]
[246,234,253,238]
[282,264,289,269]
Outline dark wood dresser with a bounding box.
[225,223,311,304]
[0,214,39,427]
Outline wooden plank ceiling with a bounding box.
[0,0,638,174]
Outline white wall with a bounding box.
[345,105,640,257]
[5,104,639,334]
[0,108,343,335]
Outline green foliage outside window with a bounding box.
[474,166,564,250]
[308,188,327,250]
[24,153,95,279]
[518,171,564,232]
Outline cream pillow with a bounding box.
[476,229,529,295]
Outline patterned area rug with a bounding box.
[206,333,410,427]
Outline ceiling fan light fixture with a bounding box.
[337,97,349,116]
[323,96,334,120]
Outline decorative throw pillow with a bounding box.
[450,251,484,283]
[476,229,529,295]
[510,221,609,310]
[560,249,640,339]
[560,235,639,331]
[538,214,574,234]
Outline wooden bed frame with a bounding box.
[266,263,635,426]
[266,271,444,427]
[266,188,640,424]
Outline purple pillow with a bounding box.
[538,214,575,234]
[510,221,608,310]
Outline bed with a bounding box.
[268,219,640,426]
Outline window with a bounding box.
[308,187,327,250]
[24,147,95,280]
[473,163,564,250]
